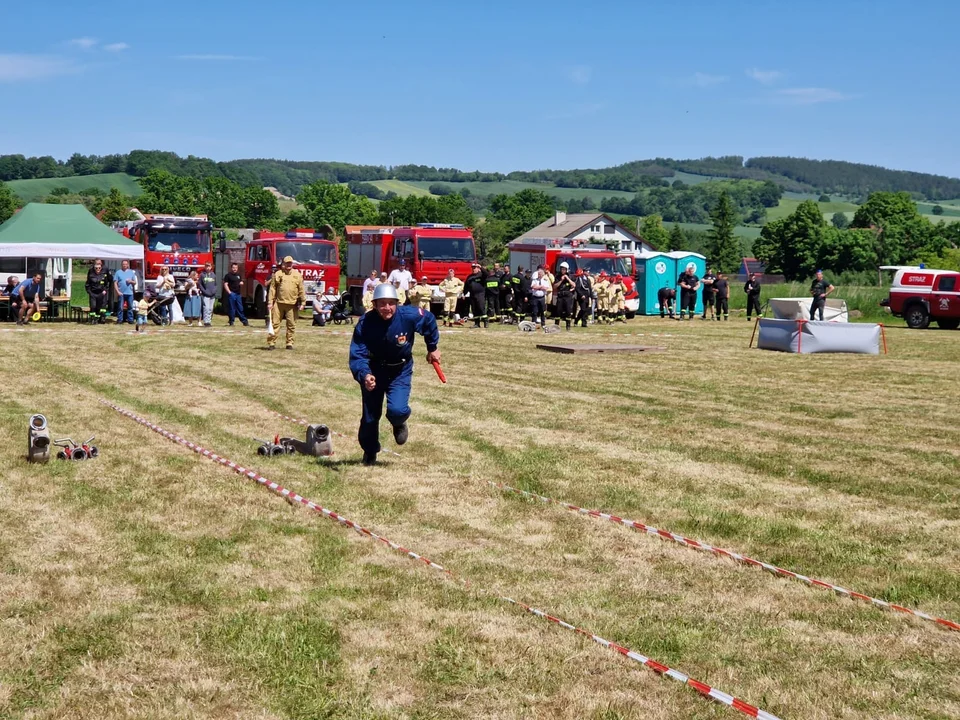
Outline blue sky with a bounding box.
[2,0,958,176]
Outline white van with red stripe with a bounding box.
[882,265,960,329]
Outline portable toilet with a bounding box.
[667,251,707,315]
[634,251,676,315]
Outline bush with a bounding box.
[818,194,831,202]
[932,204,944,216]
[429,183,455,196]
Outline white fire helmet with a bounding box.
[559,262,569,270]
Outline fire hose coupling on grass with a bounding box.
[101,398,783,720]
[27,414,50,463]
[256,425,334,457]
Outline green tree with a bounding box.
[753,219,784,274]
[831,212,849,229]
[779,200,826,280]
[818,194,831,202]
[639,214,670,250]
[297,181,378,269]
[0,182,18,224]
[100,187,134,223]
[706,191,741,273]
[668,222,686,251]
[932,204,944,216]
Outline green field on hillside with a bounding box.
[7,173,143,202]
[403,180,637,204]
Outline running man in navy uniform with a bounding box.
[349,283,441,466]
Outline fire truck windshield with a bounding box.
[275,241,337,265]
[147,229,210,253]
[417,237,476,261]
[567,256,632,276]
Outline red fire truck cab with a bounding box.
[881,265,960,329]
[345,223,477,313]
[127,214,213,292]
[508,238,640,316]
[216,229,340,318]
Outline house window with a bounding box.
[591,225,600,232]
[603,224,615,234]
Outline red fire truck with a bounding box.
[508,238,640,316]
[345,223,477,312]
[880,265,960,329]
[126,214,214,292]
[215,229,340,317]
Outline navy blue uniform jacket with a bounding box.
[349,306,440,382]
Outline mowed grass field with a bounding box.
[1,315,959,719]
[7,173,143,202]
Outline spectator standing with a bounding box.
[223,262,249,327]
[155,267,176,324]
[744,272,762,320]
[266,255,305,350]
[387,260,413,296]
[809,270,835,321]
[530,268,550,330]
[113,260,137,325]
[199,262,218,326]
[85,259,111,324]
[183,270,201,326]
[714,272,730,320]
[362,269,379,296]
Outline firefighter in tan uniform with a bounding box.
[438,268,463,327]
[594,271,610,323]
[267,255,306,350]
[408,276,432,311]
[610,273,627,322]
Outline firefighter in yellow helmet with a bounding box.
[267,255,305,350]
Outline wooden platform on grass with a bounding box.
[536,344,666,355]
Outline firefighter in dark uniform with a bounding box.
[744,272,762,319]
[485,265,501,322]
[701,266,717,320]
[677,263,700,320]
[553,261,576,330]
[714,272,729,320]
[510,265,525,321]
[499,264,514,324]
[809,269,834,321]
[574,268,592,327]
[464,262,488,328]
[85,258,112,323]
[657,286,676,318]
[349,283,441,466]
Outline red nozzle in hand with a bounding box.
[431,360,447,384]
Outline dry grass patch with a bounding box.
[0,316,957,719]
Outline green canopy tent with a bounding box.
[0,203,143,260]
[0,204,143,301]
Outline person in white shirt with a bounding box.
[362,270,379,296]
[530,269,550,328]
[387,259,413,292]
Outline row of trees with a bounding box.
[599,180,782,224]
[746,157,960,201]
[754,192,960,280]
[134,171,282,228]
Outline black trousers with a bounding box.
[680,290,697,315]
[555,293,575,323]
[659,297,674,317]
[810,296,826,320]
[486,292,500,319]
[512,290,524,317]
[470,291,486,322]
[89,291,108,317]
[530,295,545,324]
[500,289,512,317]
[746,294,762,317]
[715,296,728,317]
[575,295,590,326]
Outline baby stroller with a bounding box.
[148,292,175,326]
[330,292,354,325]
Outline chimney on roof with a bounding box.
[554,210,566,226]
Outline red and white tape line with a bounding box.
[492,482,960,634]
[268,410,402,458]
[101,399,781,719]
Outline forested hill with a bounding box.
[744,157,960,201]
[1,150,958,201]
